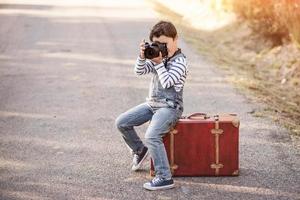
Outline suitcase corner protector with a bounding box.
[170,129,178,134]
[150,170,155,177]
[232,119,240,128]
[232,170,239,176]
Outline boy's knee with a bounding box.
[115,114,125,130]
[115,114,131,131]
[145,133,162,146]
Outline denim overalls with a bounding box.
[116,51,185,179]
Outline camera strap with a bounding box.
[164,48,182,67]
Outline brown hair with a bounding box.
[149,21,177,41]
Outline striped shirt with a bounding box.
[134,56,188,92]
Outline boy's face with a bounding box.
[152,35,178,57]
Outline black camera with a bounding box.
[144,42,168,59]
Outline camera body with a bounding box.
[144,42,168,59]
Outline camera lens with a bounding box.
[144,43,160,59]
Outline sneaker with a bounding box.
[143,177,175,191]
[131,146,149,171]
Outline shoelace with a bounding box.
[152,177,164,185]
[133,154,139,162]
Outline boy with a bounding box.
[115,21,187,191]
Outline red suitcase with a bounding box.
[150,113,239,176]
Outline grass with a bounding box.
[228,0,300,47]
[148,0,300,136]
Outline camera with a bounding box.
[144,42,168,59]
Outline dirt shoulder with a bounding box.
[149,0,300,141]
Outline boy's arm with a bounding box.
[134,56,155,75]
[154,57,187,88]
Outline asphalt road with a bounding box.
[0,1,299,199]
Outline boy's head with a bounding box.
[149,21,177,42]
[149,21,178,57]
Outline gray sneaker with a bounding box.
[132,146,149,171]
[143,177,175,191]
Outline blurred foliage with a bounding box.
[225,0,300,47]
[151,0,300,135]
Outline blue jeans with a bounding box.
[115,102,182,179]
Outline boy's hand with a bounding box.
[139,39,146,59]
[151,52,163,64]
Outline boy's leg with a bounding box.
[143,107,182,190]
[115,103,153,154]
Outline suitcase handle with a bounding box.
[183,113,237,120]
[186,113,210,119]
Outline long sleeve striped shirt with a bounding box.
[134,55,188,92]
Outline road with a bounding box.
[0,0,299,199]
